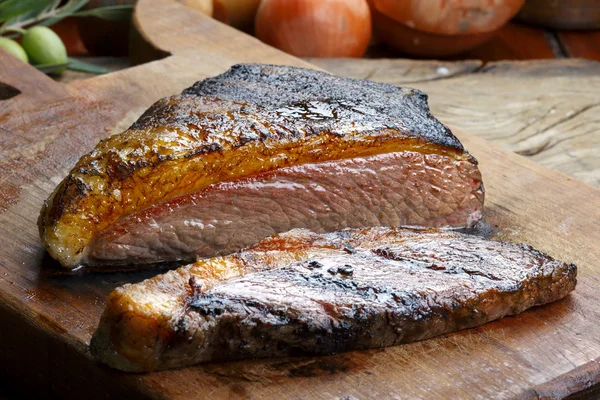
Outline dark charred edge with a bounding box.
[178,257,576,364]
[180,64,464,152]
[38,172,92,236]
[39,258,186,277]
[456,219,496,238]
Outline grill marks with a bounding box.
[187,242,543,323]
[372,246,505,281]
[178,242,575,361]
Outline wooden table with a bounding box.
[1,1,600,398]
[309,58,600,188]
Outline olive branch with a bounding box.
[0,0,134,74]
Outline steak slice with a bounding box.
[90,228,576,372]
[87,152,482,266]
[38,64,483,269]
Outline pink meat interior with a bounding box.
[85,151,484,266]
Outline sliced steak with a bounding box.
[38,64,484,269]
[87,151,482,266]
[90,228,576,372]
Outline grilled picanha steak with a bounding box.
[90,227,576,372]
[39,64,484,269]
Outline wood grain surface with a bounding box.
[309,58,600,188]
[1,0,600,398]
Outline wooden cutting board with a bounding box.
[1,0,600,398]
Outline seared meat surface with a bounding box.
[90,228,576,372]
[39,64,483,269]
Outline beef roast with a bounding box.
[90,228,576,372]
[39,64,484,269]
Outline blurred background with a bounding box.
[2,0,600,81]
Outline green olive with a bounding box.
[0,37,29,63]
[22,26,67,74]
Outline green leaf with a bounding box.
[34,61,67,74]
[55,0,89,14]
[0,0,51,22]
[2,0,54,25]
[67,57,111,74]
[39,0,88,27]
[73,4,133,22]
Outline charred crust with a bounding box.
[179,64,464,151]
[41,175,89,226]
[189,276,203,297]
[191,298,226,316]
[106,162,134,181]
[93,228,577,370]
[74,177,91,195]
[342,243,356,254]
[307,261,324,269]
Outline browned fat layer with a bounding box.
[44,135,465,227]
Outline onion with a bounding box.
[370,0,525,36]
[255,0,372,58]
[371,7,496,57]
[213,0,261,32]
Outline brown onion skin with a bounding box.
[255,0,372,58]
[371,7,497,57]
[214,0,262,32]
[370,0,525,36]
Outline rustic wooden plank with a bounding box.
[307,57,484,84]
[558,31,600,62]
[309,58,600,187]
[1,0,600,398]
[0,50,71,103]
